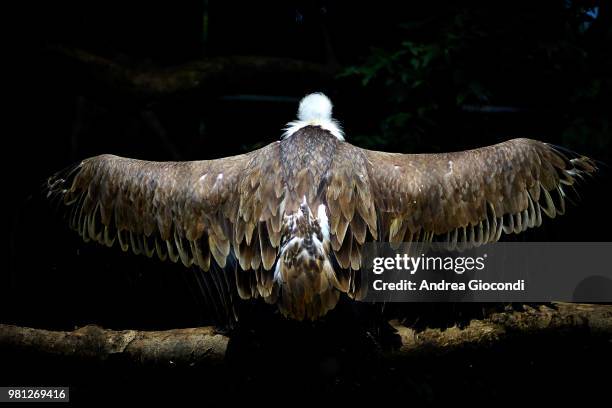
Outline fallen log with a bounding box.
[1,303,611,366]
[390,302,612,357]
[0,324,228,367]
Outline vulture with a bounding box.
[46,93,597,321]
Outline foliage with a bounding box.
[343,2,611,157]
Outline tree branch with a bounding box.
[1,303,611,366]
[49,46,340,104]
[390,302,612,357]
[0,324,228,366]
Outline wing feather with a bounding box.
[360,138,596,249]
[47,135,597,313]
[46,144,282,279]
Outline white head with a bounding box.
[297,92,333,121]
[283,92,344,140]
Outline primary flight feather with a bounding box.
[46,92,597,320]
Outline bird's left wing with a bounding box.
[358,138,596,249]
[46,143,282,274]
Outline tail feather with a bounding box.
[269,198,341,320]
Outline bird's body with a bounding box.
[275,127,340,319]
[47,93,597,321]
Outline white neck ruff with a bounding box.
[282,118,344,141]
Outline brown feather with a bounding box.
[46,121,596,322]
[362,138,596,250]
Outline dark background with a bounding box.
[3,0,612,404]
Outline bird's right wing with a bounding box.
[321,138,595,302]
[359,138,596,248]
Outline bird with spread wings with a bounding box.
[46,93,597,321]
